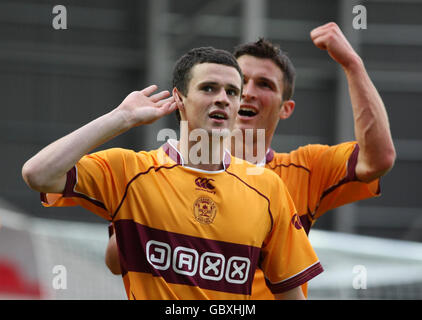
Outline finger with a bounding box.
[167,102,178,114]
[310,28,325,41]
[313,22,338,34]
[157,101,176,117]
[310,25,330,41]
[139,84,158,96]
[312,35,329,50]
[310,22,338,40]
[156,96,175,107]
[149,90,170,103]
[168,102,177,113]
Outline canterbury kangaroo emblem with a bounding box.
[195,177,215,190]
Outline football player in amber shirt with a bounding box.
[22,47,323,299]
[235,23,395,298]
[105,23,396,298]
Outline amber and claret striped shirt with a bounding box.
[251,141,380,299]
[42,140,323,299]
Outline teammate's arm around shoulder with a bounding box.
[22,85,176,194]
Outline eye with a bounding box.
[258,81,272,89]
[226,88,238,96]
[201,85,214,92]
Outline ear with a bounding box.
[279,100,295,120]
[172,88,185,112]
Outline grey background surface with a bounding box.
[1,0,421,242]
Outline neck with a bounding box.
[178,134,227,171]
[230,128,273,164]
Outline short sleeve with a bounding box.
[41,148,135,221]
[307,142,380,219]
[259,179,323,294]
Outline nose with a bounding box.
[242,80,256,101]
[215,88,230,107]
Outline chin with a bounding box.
[211,128,231,138]
[234,121,255,132]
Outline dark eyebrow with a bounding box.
[198,81,218,87]
[257,76,277,87]
[198,81,240,93]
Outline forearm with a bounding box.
[344,58,396,181]
[105,233,122,275]
[310,23,395,181]
[22,109,129,193]
[274,286,306,300]
[22,86,174,193]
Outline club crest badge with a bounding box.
[193,197,217,225]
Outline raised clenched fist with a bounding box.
[310,22,362,69]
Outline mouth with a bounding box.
[238,105,259,119]
[209,110,228,121]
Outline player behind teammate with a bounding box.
[106,22,395,299]
[22,46,323,299]
[234,22,396,298]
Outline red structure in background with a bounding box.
[0,259,41,298]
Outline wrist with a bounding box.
[342,54,364,74]
[108,107,135,132]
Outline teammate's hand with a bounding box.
[116,85,176,127]
[310,22,362,69]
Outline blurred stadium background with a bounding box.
[1,0,421,299]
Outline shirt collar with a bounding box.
[256,148,274,167]
[162,139,231,170]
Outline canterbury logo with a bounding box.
[195,177,215,190]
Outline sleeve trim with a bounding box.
[318,143,360,204]
[64,166,108,211]
[265,261,324,294]
[41,166,108,213]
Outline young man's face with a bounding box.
[235,55,285,136]
[179,62,242,134]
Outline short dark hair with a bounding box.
[172,47,243,122]
[233,38,296,101]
